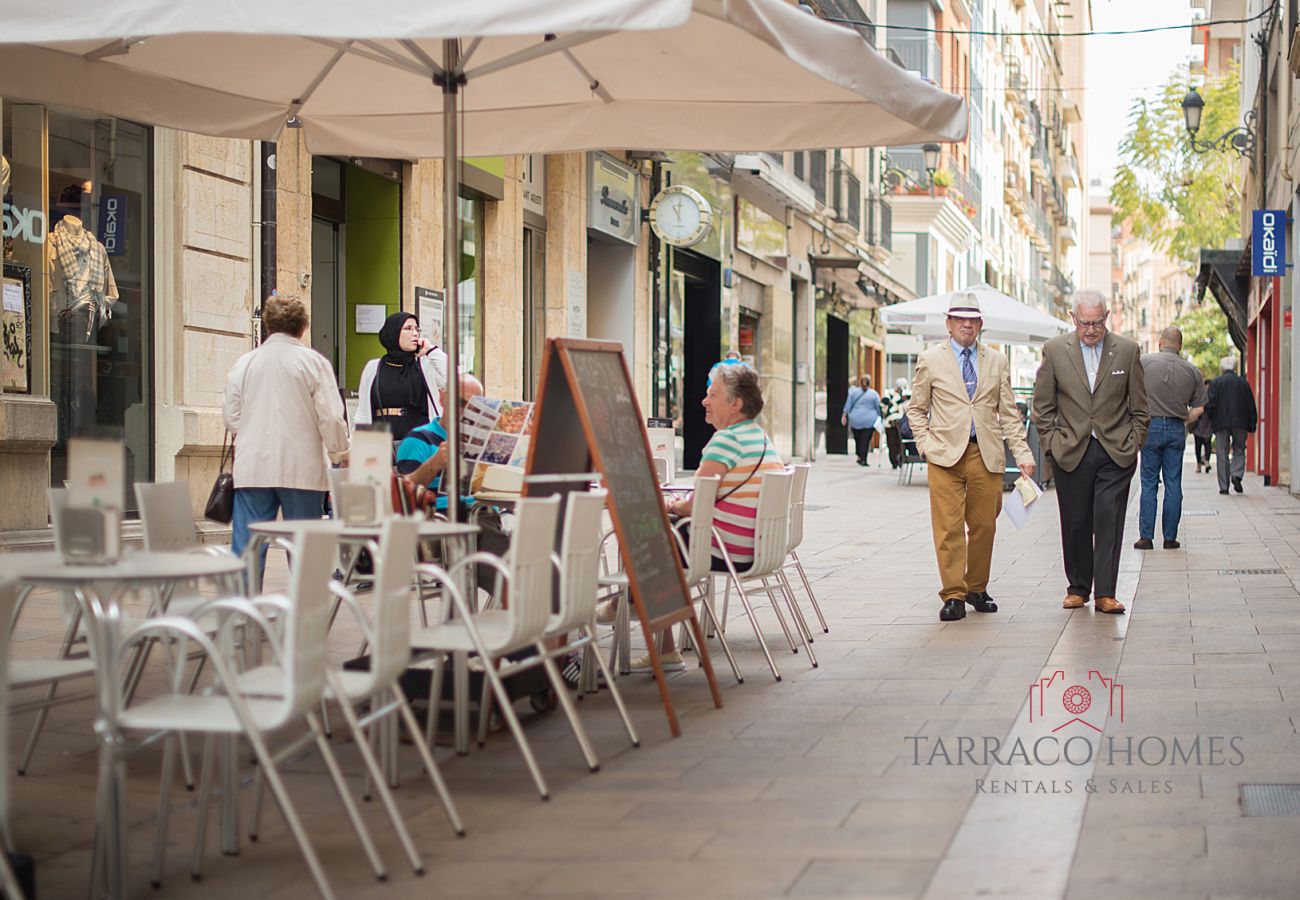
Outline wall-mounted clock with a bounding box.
[648,184,712,248]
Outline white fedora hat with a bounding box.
[946,292,982,319]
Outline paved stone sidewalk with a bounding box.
[7,454,1300,898]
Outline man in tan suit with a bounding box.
[908,293,1035,622]
[1032,291,1148,614]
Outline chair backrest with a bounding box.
[364,518,421,690]
[551,490,608,631]
[786,464,810,554]
[744,469,794,578]
[497,495,561,649]
[276,529,336,723]
[652,456,669,484]
[135,481,198,552]
[681,475,721,585]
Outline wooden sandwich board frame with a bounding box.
[525,338,722,736]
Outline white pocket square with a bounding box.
[1111,369,1125,375]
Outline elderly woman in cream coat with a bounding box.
[223,295,349,571]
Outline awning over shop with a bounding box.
[1194,247,1249,353]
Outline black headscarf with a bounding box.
[374,312,429,426]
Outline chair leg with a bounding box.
[476,661,494,749]
[776,569,818,668]
[244,726,338,900]
[697,594,743,685]
[536,646,599,772]
[151,734,178,888]
[727,571,782,682]
[757,576,800,654]
[480,659,550,800]
[791,551,829,633]
[16,683,57,776]
[393,686,465,837]
[778,568,816,645]
[307,711,393,881]
[424,655,447,757]
[190,735,217,882]
[580,625,639,747]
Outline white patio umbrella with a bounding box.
[1,0,967,529]
[4,4,968,896]
[880,283,1071,345]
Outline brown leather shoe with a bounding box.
[1062,594,1088,609]
[1096,596,1126,615]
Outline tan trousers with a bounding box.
[928,442,1004,603]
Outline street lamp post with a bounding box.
[1181,86,1256,157]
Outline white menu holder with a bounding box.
[60,438,125,564]
[341,428,394,526]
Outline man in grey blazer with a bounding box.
[1032,291,1149,614]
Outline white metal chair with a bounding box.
[670,475,745,684]
[228,517,460,882]
[7,490,99,776]
[780,464,829,635]
[713,469,817,676]
[535,490,639,756]
[409,494,564,799]
[111,529,343,899]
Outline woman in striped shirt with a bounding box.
[639,364,784,672]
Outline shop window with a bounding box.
[3,100,152,509]
[458,190,485,379]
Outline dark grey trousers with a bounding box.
[1214,428,1248,491]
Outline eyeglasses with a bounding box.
[1074,317,1107,330]
[400,322,420,332]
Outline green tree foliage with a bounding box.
[1174,301,1233,379]
[1111,66,1242,266]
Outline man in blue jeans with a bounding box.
[1135,327,1207,550]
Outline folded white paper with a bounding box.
[1003,476,1044,530]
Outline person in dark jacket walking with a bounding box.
[1191,379,1214,473]
[1206,356,1257,494]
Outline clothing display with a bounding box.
[47,216,118,343]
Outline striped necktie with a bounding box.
[961,347,976,438]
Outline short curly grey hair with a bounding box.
[710,363,764,419]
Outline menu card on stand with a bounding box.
[340,427,393,524]
[63,437,124,563]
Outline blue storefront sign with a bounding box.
[98,193,127,257]
[1251,209,1286,277]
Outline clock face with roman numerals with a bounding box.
[649,185,712,248]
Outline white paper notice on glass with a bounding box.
[67,437,125,509]
[355,304,388,334]
[2,281,21,313]
[1002,476,1044,530]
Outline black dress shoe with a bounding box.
[1220,489,1229,495]
[1163,540,1180,549]
[1133,539,1153,550]
[965,591,998,613]
[939,599,967,622]
[1233,477,1244,493]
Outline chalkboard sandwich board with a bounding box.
[525,338,722,736]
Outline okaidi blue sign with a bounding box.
[1251,209,1286,276]
[98,193,127,257]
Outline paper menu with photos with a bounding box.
[460,396,535,495]
[67,437,125,509]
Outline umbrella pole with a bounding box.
[442,39,461,524]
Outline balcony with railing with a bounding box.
[808,149,827,206]
[831,161,862,233]
[1004,160,1026,213]
[888,35,940,79]
[866,193,893,255]
[1027,199,1052,251]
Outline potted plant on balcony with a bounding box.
[930,168,952,196]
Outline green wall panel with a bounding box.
[344,166,401,389]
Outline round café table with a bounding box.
[0,550,245,900]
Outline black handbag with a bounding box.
[204,432,235,524]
